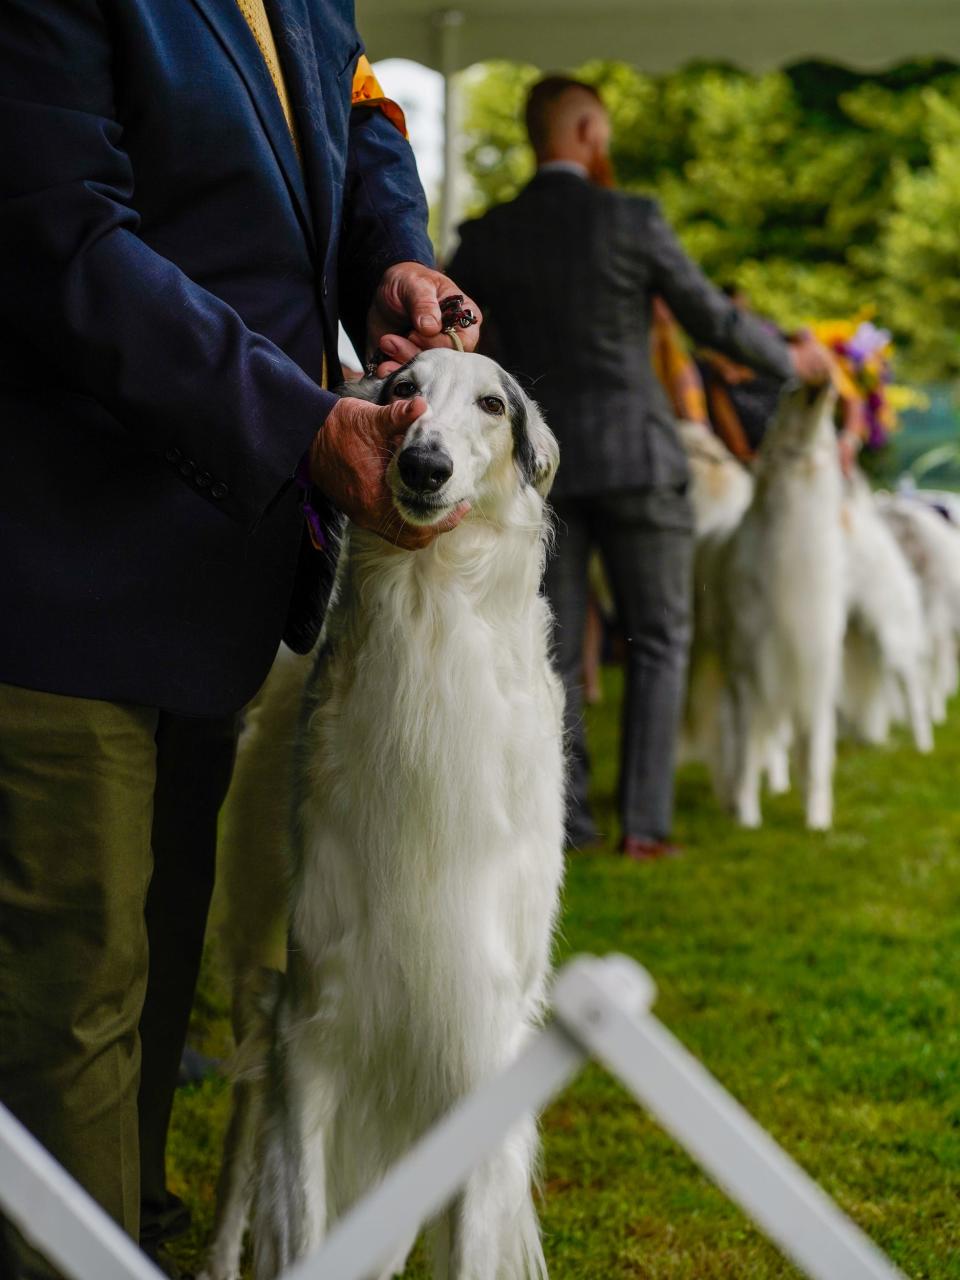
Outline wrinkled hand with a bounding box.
[310,395,469,550]
[789,329,835,386]
[368,262,482,375]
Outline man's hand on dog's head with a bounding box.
[310,396,469,550]
[368,262,482,375]
[789,330,835,387]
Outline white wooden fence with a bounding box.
[0,954,905,1280]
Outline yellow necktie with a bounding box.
[235,2,325,386]
[235,0,299,151]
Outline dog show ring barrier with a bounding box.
[0,954,905,1280]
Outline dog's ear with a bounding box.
[525,396,560,497]
[502,374,559,498]
[336,373,383,403]
[336,359,420,406]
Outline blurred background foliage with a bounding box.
[460,58,960,384]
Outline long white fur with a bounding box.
[203,349,564,1280]
[876,492,960,724]
[690,383,845,830]
[839,472,933,753]
[676,418,754,541]
[214,645,313,1018]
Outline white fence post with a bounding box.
[284,1024,588,1280]
[0,1103,163,1280]
[0,954,906,1280]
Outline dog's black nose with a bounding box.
[397,444,453,494]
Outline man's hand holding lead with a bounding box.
[367,261,482,374]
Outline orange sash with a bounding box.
[351,54,408,137]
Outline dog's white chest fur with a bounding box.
[293,525,565,1101]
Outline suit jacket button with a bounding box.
[179,459,197,479]
[210,481,229,499]
[196,472,212,489]
[166,446,182,464]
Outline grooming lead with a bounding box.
[364,294,478,374]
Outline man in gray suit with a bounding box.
[447,76,831,860]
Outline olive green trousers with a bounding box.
[0,683,237,1277]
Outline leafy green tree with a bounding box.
[461,61,540,209]
[879,90,960,378]
[459,58,960,379]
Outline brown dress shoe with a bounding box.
[619,836,683,862]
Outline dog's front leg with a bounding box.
[764,720,792,796]
[442,1116,546,1280]
[903,668,934,754]
[250,1017,330,1278]
[712,684,738,805]
[802,702,836,832]
[200,1078,263,1280]
[731,683,763,829]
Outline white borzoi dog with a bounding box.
[876,492,960,724]
[203,349,564,1280]
[696,382,845,830]
[839,472,933,753]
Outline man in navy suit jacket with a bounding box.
[0,2,479,1274]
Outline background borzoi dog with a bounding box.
[689,382,844,830]
[877,491,960,725]
[676,418,754,541]
[839,471,933,753]
[203,350,564,1280]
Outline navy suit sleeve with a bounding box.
[0,0,336,533]
[640,202,794,381]
[337,104,436,359]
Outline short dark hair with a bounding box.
[524,76,603,152]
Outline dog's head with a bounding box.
[343,349,558,527]
[765,379,838,456]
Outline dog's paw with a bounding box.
[735,799,762,828]
[805,808,833,832]
[914,727,934,754]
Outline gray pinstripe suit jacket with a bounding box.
[448,170,794,499]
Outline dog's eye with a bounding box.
[391,379,419,399]
[478,395,506,416]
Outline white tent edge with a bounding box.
[359,2,960,78]
[358,1,960,252]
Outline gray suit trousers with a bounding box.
[545,486,694,844]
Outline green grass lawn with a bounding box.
[169,666,960,1278]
